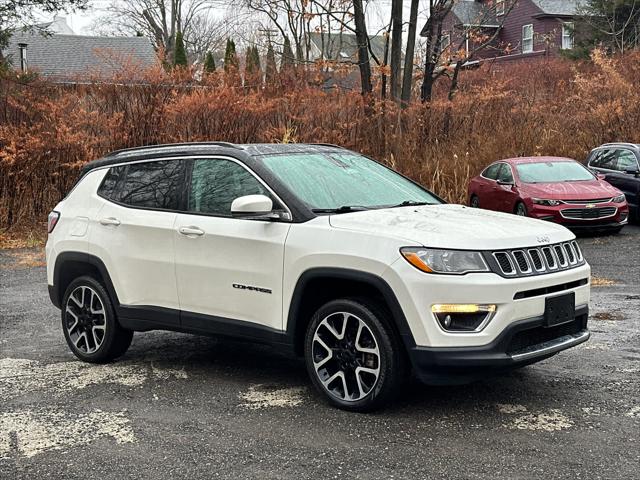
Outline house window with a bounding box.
[18,43,28,72]
[562,22,574,49]
[496,0,505,16]
[522,24,534,53]
[440,33,451,52]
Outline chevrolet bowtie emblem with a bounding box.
[585,204,596,208]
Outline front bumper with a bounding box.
[409,305,589,384]
[529,202,629,230]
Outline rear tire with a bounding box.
[61,276,133,363]
[470,195,480,208]
[304,298,407,412]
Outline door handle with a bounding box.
[178,226,205,236]
[99,217,121,226]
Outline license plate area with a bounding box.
[544,292,575,327]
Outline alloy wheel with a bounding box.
[64,286,107,354]
[516,203,527,216]
[311,312,381,402]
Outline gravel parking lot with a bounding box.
[1,226,639,479]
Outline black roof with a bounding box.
[80,142,345,175]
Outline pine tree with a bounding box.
[245,46,256,75]
[203,51,216,73]
[265,42,278,84]
[252,46,262,73]
[224,38,238,72]
[173,31,188,67]
[281,36,295,71]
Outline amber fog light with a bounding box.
[432,304,496,332]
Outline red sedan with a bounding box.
[468,157,629,232]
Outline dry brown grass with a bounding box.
[0,226,47,249]
[593,311,625,321]
[2,50,640,229]
[1,249,46,269]
[591,276,618,287]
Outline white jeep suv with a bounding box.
[46,143,591,411]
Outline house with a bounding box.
[424,0,586,63]
[307,32,387,65]
[2,16,158,80]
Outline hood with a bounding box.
[519,180,620,200]
[328,204,573,250]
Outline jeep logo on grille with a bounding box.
[536,235,550,244]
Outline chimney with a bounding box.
[18,43,28,72]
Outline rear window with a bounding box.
[97,160,184,210]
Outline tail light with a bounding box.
[47,211,60,233]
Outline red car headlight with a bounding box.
[532,198,562,206]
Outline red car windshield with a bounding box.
[516,162,595,183]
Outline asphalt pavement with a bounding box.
[1,226,639,479]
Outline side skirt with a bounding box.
[118,305,295,352]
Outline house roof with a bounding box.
[308,32,387,63]
[451,0,498,26]
[531,0,586,16]
[2,32,158,79]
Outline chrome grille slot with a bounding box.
[542,247,557,269]
[493,252,516,275]
[512,250,532,273]
[571,240,583,261]
[554,245,568,267]
[527,249,545,271]
[564,243,576,264]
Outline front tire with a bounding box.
[470,195,480,208]
[515,201,528,216]
[304,298,406,412]
[61,276,133,363]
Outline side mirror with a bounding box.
[231,194,276,219]
[596,173,606,180]
[624,166,640,176]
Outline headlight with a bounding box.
[400,248,490,274]
[612,194,626,203]
[533,198,562,206]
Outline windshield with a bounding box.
[516,161,595,183]
[258,152,441,211]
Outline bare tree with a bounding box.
[401,0,420,105]
[95,0,222,63]
[577,0,640,53]
[389,0,403,100]
[421,0,515,102]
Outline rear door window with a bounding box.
[99,160,184,210]
[589,149,617,170]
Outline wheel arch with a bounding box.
[51,252,120,309]
[286,268,415,356]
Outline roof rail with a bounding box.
[107,141,242,157]
[310,143,344,149]
[600,142,640,148]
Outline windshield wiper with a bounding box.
[311,205,370,214]
[387,200,434,208]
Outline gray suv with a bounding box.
[587,143,640,222]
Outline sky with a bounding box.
[40,0,429,40]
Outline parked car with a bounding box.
[47,143,591,411]
[586,143,640,222]
[468,156,629,233]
